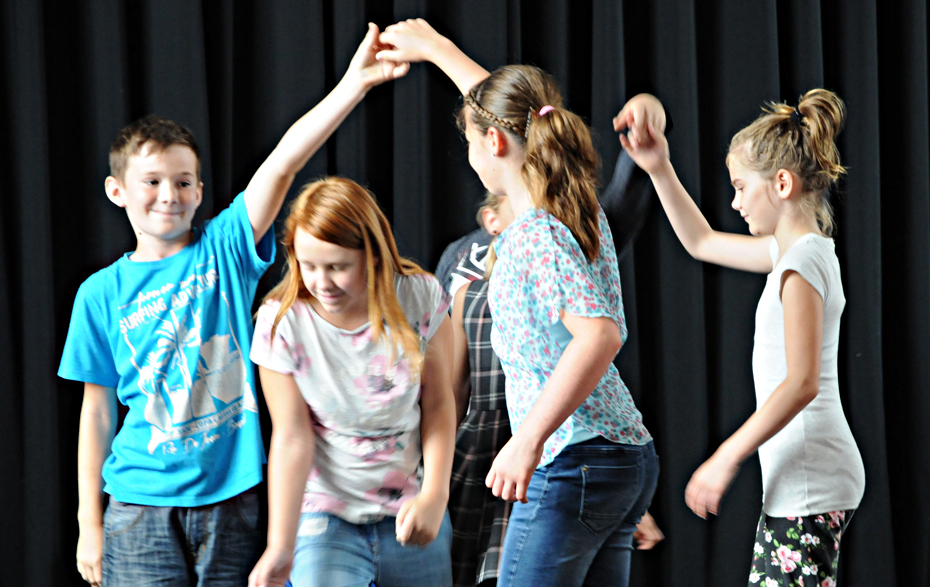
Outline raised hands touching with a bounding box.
[377,19,489,96]
[615,93,671,175]
[349,22,410,92]
[377,19,447,64]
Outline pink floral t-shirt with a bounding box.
[250,273,450,524]
[488,206,651,467]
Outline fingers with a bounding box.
[618,132,632,152]
[395,501,413,545]
[515,479,528,504]
[613,109,628,132]
[684,479,706,519]
[77,557,102,586]
[375,48,402,63]
[391,62,410,79]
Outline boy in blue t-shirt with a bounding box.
[59,24,409,587]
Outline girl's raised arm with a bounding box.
[378,19,489,95]
[249,367,316,587]
[620,119,774,274]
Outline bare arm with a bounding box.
[486,313,622,503]
[451,284,471,425]
[249,367,316,587]
[396,315,457,546]
[378,19,490,95]
[619,119,773,273]
[685,271,823,518]
[76,383,117,587]
[244,23,409,244]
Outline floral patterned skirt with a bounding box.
[749,509,855,587]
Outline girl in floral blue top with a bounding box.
[379,19,665,586]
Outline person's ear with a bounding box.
[482,207,501,235]
[105,176,126,208]
[487,126,508,157]
[774,169,795,201]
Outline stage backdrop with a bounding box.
[2,1,926,585]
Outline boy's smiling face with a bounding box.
[106,143,203,260]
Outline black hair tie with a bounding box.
[790,108,804,126]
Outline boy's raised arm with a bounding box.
[243,23,409,244]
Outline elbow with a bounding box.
[794,379,820,407]
[600,321,624,356]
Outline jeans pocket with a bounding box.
[579,464,641,534]
[104,500,146,538]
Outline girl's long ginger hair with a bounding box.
[263,177,426,371]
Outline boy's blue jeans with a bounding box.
[101,488,262,586]
[289,510,453,587]
[498,438,659,587]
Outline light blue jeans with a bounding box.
[289,511,453,587]
[498,439,659,587]
[102,488,262,586]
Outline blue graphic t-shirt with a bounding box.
[59,193,275,506]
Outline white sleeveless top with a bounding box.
[753,234,865,517]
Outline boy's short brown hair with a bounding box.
[109,115,201,181]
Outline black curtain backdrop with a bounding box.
[1,1,926,585]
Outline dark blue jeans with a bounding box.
[101,488,263,586]
[498,439,658,587]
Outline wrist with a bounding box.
[335,75,368,103]
[418,481,449,504]
[713,441,745,469]
[77,515,103,529]
[647,158,675,180]
[265,536,297,553]
[513,424,547,454]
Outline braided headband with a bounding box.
[465,90,558,140]
[464,91,524,137]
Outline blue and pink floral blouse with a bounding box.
[488,206,651,467]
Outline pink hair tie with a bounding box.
[538,105,555,116]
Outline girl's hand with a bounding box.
[685,452,740,519]
[377,19,447,64]
[485,433,544,503]
[346,22,410,92]
[618,117,671,176]
[76,522,103,586]
[614,93,667,136]
[633,511,665,550]
[248,546,293,587]
[395,491,446,547]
